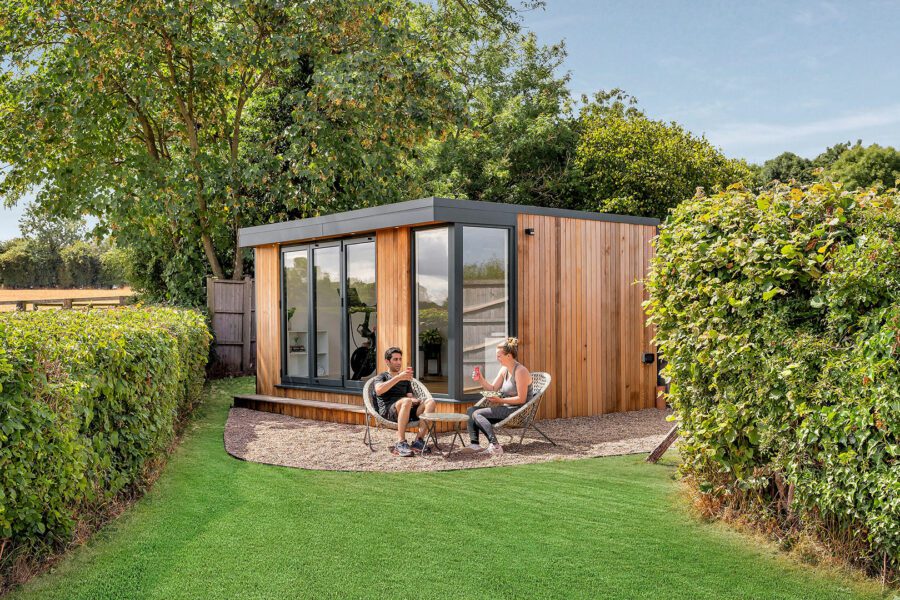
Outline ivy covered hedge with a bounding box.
[647,182,900,577]
[0,307,209,571]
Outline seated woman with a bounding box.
[464,337,532,456]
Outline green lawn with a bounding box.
[10,378,882,600]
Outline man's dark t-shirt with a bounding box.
[373,371,412,415]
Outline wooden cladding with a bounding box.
[375,227,412,368]
[255,245,281,396]
[517,214,656,419]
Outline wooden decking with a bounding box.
[233,393,475,428]
[234,394,368,424]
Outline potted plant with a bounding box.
[419,328,443,354]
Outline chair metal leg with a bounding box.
[363,416,376,452]
[530,422,556,446]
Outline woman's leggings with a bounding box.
[467,405,518,445]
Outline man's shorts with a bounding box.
[384,399,422,422]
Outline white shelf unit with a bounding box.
[287,330,329,378]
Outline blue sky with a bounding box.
[2,0,899,240]
[521,0,900,162]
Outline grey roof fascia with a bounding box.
[430,197,660,226]
[238,198,437,247]
[238,196,660,247]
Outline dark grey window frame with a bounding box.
[280,235,376,391]
[410,223,517,401]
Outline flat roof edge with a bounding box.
[238,197,659,247]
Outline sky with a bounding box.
[521,0,900,163]
[3,0,899,240]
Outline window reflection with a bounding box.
[284,249,309,379]
[462,227,509,395]
[414,228,449,394]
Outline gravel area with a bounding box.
[224,407,674,472]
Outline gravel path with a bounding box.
[224,407,674,472]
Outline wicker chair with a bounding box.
[472,371,554,448]
[361,376,434,451]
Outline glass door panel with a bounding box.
[313,245,342,383]
[283,248,310,380]
[346,241,377,384]
[414,227,449,394]
[462,227,510,396]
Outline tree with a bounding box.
[756,152,814,186]
[406,31,583,208]
[575,91,751,219]
[19,203,86,251]
[1,0,518,304]
[812,141,853,169]
[826,142,900,190]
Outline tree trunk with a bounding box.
[647,425,678,463]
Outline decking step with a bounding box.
[233,394,366,414]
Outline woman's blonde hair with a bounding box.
[496,337,519,359]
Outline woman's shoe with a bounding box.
[459,443,484,454]
[486,443,504,456]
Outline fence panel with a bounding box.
[207,277,256,374]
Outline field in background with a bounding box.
[0,288,134,312]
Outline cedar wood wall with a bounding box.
[252,216,657,419]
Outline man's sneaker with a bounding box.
[459,443,484,454]
[486,443,504,456]
[394,440,413,457]
[410,438,427,453]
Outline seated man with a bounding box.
[373,346,436,456]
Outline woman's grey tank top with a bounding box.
[499,363,531,401]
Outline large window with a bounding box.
[282,237,376,389]
[414,228,450,394]
[462,227,509,394]
[413,225,514,399]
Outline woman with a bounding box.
[464,337,532,456]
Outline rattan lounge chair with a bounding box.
[472,371,554,448]
[361,376,434,451]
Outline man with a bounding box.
[373,347,436,456]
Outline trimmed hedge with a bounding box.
[647,181,900,577]
[0,307,209,566]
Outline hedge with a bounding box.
[646,181,900,578]
[0,307,209,569]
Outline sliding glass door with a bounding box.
[281,236,376,389]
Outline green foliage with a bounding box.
[647,180,900,577]
[0,0,514,303]
[826,143,900,190]
[407,32,583,208]
[0,238,128,289]
[576,91,751,219]
[756,151,815,186]
[58,241,101,288]
[0,307,210,572]
[812,141,853,169]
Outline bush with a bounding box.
[646,181,900,579]
[0,307,210,577]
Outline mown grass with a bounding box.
[10,378,884,599]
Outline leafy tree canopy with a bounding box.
[0,0,521,304]
[575,90,752,219]
[756,151,814,186]
[825,142,900,190]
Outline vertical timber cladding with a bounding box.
[375,227,412,367]
[517,214,657,419]
[254,245,281,395]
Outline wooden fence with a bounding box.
[0,295,131,311]
[206,277,256,374]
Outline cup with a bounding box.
[473,365,481,379]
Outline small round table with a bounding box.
[419,413,469,457]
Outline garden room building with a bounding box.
[235,197,659,423]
